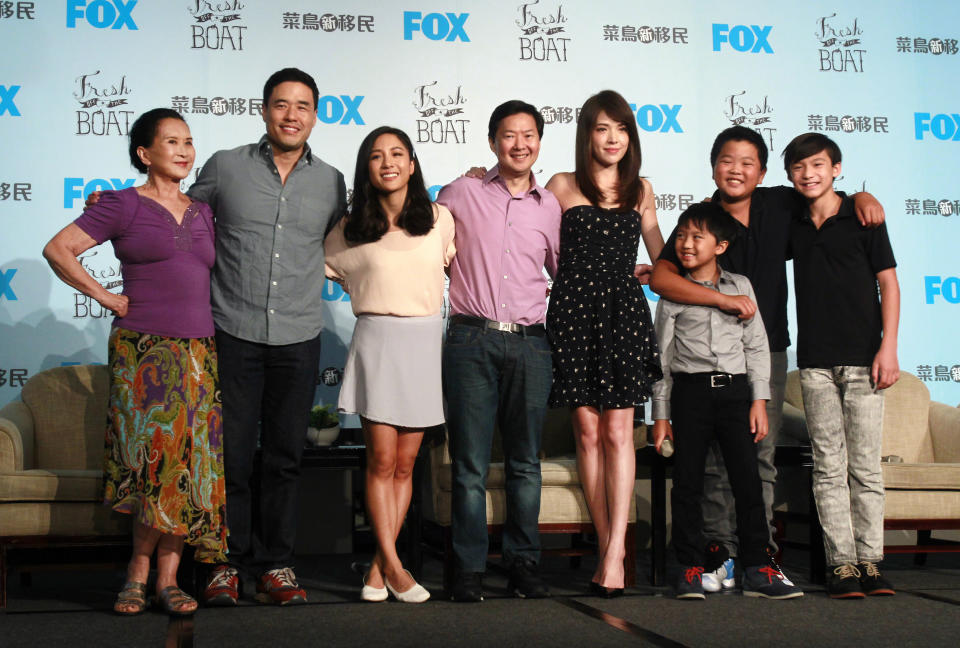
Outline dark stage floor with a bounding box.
[4,549,960,647]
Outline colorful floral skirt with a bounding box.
[103,326,228,563]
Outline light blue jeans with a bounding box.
[800,366,885,566]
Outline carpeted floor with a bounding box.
[4,550,960,647]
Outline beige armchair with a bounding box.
[419,408,638,591]
[0,364,130,607]
[784,370,960,555]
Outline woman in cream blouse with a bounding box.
[325,126,455,603]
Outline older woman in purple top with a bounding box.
[43,109,227,616]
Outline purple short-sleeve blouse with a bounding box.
[73,187,216,338]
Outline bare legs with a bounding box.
[362,418,424,592]
[115,521,195,614]
[572,406,635,590]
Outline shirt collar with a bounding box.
[686,266,736,288]
[800,191,852,224]
[257,135,314,165]
[711,187,764,229]
[484,164,543,203]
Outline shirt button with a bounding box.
[277,224,283,229]
[281,197,287,202]
[272,281,277,286]
[501,303,506,308]
[274,253,280,258]
[269,308,275,314]
[505,249,510,254]
[503,275,508,279]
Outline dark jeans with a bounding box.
[670,374,768,568]
[215,330,322,573]
[442,323,552,572]
[702,350,787,554]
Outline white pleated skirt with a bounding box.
[338,313,444,428]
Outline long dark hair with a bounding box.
[343,126,434,244]
[574,90,643,210]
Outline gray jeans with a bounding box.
[800,366,885,566]
[702,351,786,556]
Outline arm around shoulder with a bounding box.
[188,151,220,208]
[852,191,885,227]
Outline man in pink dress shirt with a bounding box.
[437,100,562,602]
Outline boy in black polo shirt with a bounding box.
[651,126,885,593]
[784,132,900,599]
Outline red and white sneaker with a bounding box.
[203,565,239,606]
[256,567,307,605]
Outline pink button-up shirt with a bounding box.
[437,166,561,326]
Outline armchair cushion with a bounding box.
[436,457,580,491]
[882,463,960,490]
[885,489,960,520]
[0,469,104,502]
[0,501,129,537]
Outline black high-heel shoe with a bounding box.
[589,581,625,598]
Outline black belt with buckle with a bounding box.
[449,314,546,337]
[672,372,746,388]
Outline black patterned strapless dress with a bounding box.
[547,205,662,410]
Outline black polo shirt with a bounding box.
[788,195,896,369]
[659,185,803,352]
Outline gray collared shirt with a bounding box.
[652,268,771,420]
[188,136,346,345]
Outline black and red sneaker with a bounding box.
[202,564,239,606]
[676,566,705,600]
[256,567,307,605]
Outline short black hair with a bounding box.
[263,67,319,110]
[128,108,186,174]
[676,201,738,246]
[782,132,842,172]
[710,125,769,170]
[487,99,544,141]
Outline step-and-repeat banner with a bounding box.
[2,1,959,414]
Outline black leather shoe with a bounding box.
[508,559,549,599]
[451,572,484,602]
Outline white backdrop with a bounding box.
[2,1,959,415]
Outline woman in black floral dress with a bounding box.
[546,90,664,595]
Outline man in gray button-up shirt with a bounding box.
[188,68,345,606]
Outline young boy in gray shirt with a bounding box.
[651,202,802,600]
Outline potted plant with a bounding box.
[306,403,340,446]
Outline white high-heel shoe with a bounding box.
[361,574,388,602]
[385,569,430,603]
